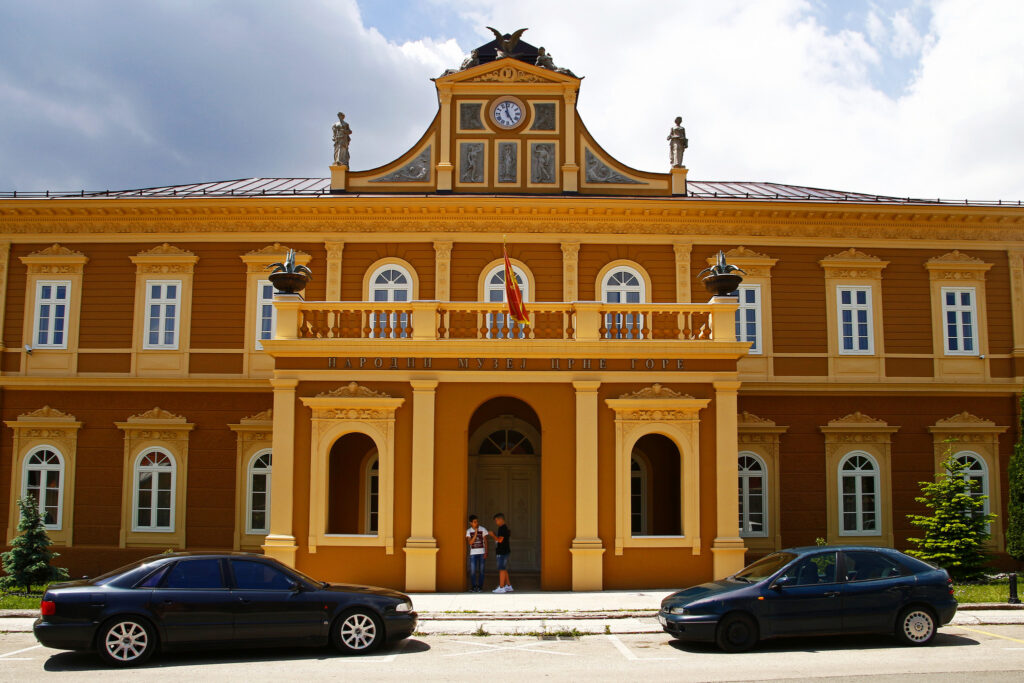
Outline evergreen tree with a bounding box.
[1008,393,1024,562]
[0,497,69,594]
[906,444,996,581]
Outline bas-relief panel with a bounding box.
[530,103,556,131]
[459,103,484,130]
[369,146,431,183]
[460,142,485,183]
[530,143,556,184]
[497,142,517,183]
[585,149,644,185]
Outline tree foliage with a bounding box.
[1007,393,1024,562]
[0,497,69,593]
[906,445,995,581]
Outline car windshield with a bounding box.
[732,552,797,582]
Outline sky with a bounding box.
[1,0,1022,200]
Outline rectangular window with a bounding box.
[941,287,978,355]
[144,281,181,349]
[733,285,762,354]
[255,280,275,350]
[34,280,70,348]
[837,286,873,354]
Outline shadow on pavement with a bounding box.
[43,638,430,671]
[667,632,979,654]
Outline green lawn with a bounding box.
[954,579,1015,604]
[0,592,43,610]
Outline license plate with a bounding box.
[658,614,667,626]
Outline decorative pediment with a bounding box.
[928,412,1007,440]
[823,248,882,262]
[126,407,188,423]
[924,250,992,279]
[19,405,76,420]
[830,411,887,425]
[737,410,775,425]
[617,384,692,400]
[935,411,993,426]
[317,382,393,399]
[820,411,899,444]
[245,243,308,258]
[928,250,986,264]
[707,246,777,277]
[441,58,574,85]
[27,244,85,258]
[240,244,310,272]
[135,243,195,258]
[819,249,888,278]
[240,409,273,423]
[724,246,772,261]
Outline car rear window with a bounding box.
[162,559,226,589]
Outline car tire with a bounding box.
[96,616,157,667]
[895,606,936,646]
[715,613,759,653]
[332,608,384,654]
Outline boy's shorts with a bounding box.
[496,554,510,570]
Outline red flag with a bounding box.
[503,243,529,325]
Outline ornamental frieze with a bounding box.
[317,382,393,399]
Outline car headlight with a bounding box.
[668,605,689,615]
[395,601,412,613]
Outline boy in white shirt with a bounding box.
[465,515,488,593]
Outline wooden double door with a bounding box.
[469,456,540,572]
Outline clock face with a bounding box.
[492,99,523,128]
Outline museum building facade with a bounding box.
[1,34,1023,592]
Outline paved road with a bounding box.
[2,625,1024,681]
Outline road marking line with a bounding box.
[0,645,42,659]
[605,634,674,661]
[443,639,576,657]
[958,626,1024,645]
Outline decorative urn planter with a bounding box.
[701,272,744,297]
[266,249,313,294]
[268,271,310,294]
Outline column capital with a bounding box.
[410,378,439,391]
[270,378,299,390]
[713,380,742,392]
[572,380,601,392]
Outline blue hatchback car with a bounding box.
[659,546,957,652]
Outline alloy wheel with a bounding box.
[339,612,378,651]
[104,620,149,662]
[901,610,935,643]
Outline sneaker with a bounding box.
[492,587,505,593]
[504,586,514,593]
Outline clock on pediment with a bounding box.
[489,96,526,130]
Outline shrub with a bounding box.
[1006,394,1024,562]
[906,444,995,581]
[0,497,69,594]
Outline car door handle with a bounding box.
[237,597,251,604]
[824,591,840,598]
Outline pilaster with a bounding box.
[263,378,299,567]
[571,380,604,590]
[433,241,452,302]
[405,378,439,592]
[1009,249,1024,374]
[437,88,453,191]
[561,242,579,302]
[325,241,344,301]
[673,242,691,303]
[560,86,579,192]
[712,380,746,579]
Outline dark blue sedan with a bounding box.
[659,546,956,652]
[34,552,416,667]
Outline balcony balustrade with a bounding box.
[271,299,738,343]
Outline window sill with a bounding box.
[617,535,699,554]
[310,532,393,554]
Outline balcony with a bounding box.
[271,299,739,344]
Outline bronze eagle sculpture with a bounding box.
[486,27,528,57]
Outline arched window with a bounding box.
[630,457,648,535]
[953,451,989,518]
[738,452,767,537]
[246,451,272,535]
[368,264,413,338]
[364,454,379,534]
[839,452,880,535]
[477,428,535,455]
[484,264,529,339]
[133,450,176,532]
[601,266,645,338]
[22,448,64,529]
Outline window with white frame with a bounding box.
[837,286,873,354]
[839,452,880,535]
[602,267,645,339]
[485,264,529,339]
[630,457,648,535]
[144,281,181,349]
[22,448,64,529]
[255,281,275,350]
[365,454,379,534]
[738,452,767,537]
[953,451,989,519]
[133,450,176,531]
[368,265,412,338]
[733,285,762,353]
[33,281,70,348]
[941,287,978,355]
[246,450,271,535]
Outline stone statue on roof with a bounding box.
[460,49,480,70]
[668,116,687,168]
[332,112,351,167]
[487,26,528,58]
[535,46,577,78]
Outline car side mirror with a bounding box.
[772,575,793,590]
[288,580,301,592]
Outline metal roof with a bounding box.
[1,178,1020,207]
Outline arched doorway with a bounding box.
[327,432,378,535]
[467,398,541,573]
